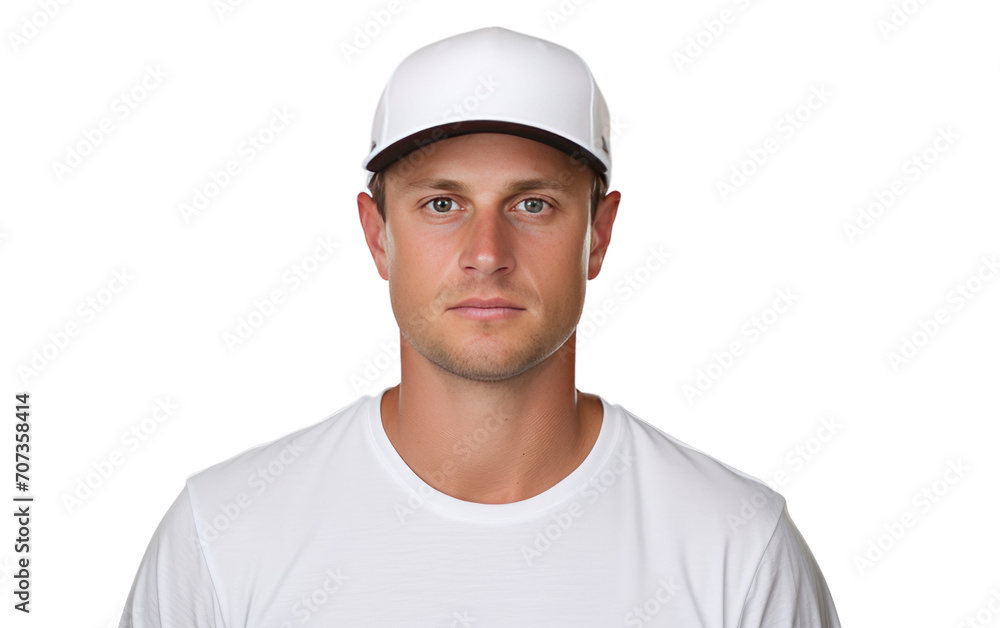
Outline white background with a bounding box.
[2,0,998,626]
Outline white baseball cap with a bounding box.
[362,26,612,184]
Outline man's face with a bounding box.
[358,132,618,382]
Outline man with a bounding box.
[119,26,841,627]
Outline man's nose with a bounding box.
[458,208,516,276]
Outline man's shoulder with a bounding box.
[613,400,785,532]
[183,393,374,498]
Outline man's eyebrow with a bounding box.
[404,178,571,194]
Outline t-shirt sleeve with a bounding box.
[737,504,842,628]
[118,484,226,628]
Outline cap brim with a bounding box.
[365,120,607,179]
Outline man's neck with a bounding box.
[379,346,603,505]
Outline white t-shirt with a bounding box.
[118,388,841,627]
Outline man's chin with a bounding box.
[414,341,536,382]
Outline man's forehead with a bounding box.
[403,177,575,194]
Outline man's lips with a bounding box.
[450,297,524,309]
[447,297,525,320]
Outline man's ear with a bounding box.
[588,190,620,280]
[358,191,390,281]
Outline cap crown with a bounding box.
[363,27,611,182]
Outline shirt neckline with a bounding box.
[366,385,621,523]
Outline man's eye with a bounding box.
[515,198,549,214]
[423,198,549,214]
[426,197,458,213]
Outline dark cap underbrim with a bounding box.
[366,120,607,181]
